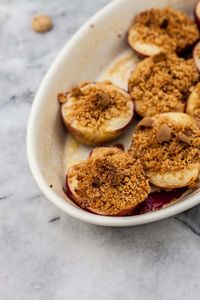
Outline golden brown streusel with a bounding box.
[128,7,199,54]
[128,53,199,117]
[130,114,200,175]
[61,81,132,130]
[67,148,150,216]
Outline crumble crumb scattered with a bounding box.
[128,53,199,117]
[129,7,199,54]
[32,15,53,33]
[130,115,200,175]
[68,148,150,216]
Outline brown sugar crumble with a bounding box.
[129,7,199,54]
[62,82,132,129]
[68,148,150,216]
[128,53,199,117]
[130,115,200,175]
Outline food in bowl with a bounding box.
[128,52,199,117]
[66,147,150,216]
[130,112,200,189]
[59,81,134,146]
[128,7,199,57]
[58,4,200,217]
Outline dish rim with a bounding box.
[27,0,200,227]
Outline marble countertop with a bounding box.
[1,0,200,299]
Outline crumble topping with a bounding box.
[68,148,150,216]
[130,115,200,174]
[129,7,199,54]
[61,82,132,129]
[128,53,199,117]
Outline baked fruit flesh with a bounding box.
[59,81,134,146]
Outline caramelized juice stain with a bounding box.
[107,53,135,76]
[99,51,139,89]
[68,136,79,152]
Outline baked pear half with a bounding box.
[130,113,200,189]
[128,7,199,57]
[59,81,134,146]
[66,147,150,216]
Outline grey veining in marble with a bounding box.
[1,0,200,299]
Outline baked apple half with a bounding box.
[59,81,134,146]
[66,147,150,216]
[128,52,199,117]
[128,7,199,57]
[186,82,200,127]
[130,112,200,189]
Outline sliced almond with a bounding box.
[156,124,171,143]
[138,117,154,129]
[177,133,191,145]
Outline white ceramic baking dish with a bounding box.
[27,0,200,226]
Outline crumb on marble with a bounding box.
[32,15,53,33]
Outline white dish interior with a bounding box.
[27,0,200,226]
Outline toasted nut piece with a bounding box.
[94,93,111,111]
[71,87,81,97]
[177,133,191,145]
[152,52,167,63]
[32,15,53,33]
[103,80,113,85]
[156,124,171,143]
[58,93,67,104]
[138,117,154,129]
